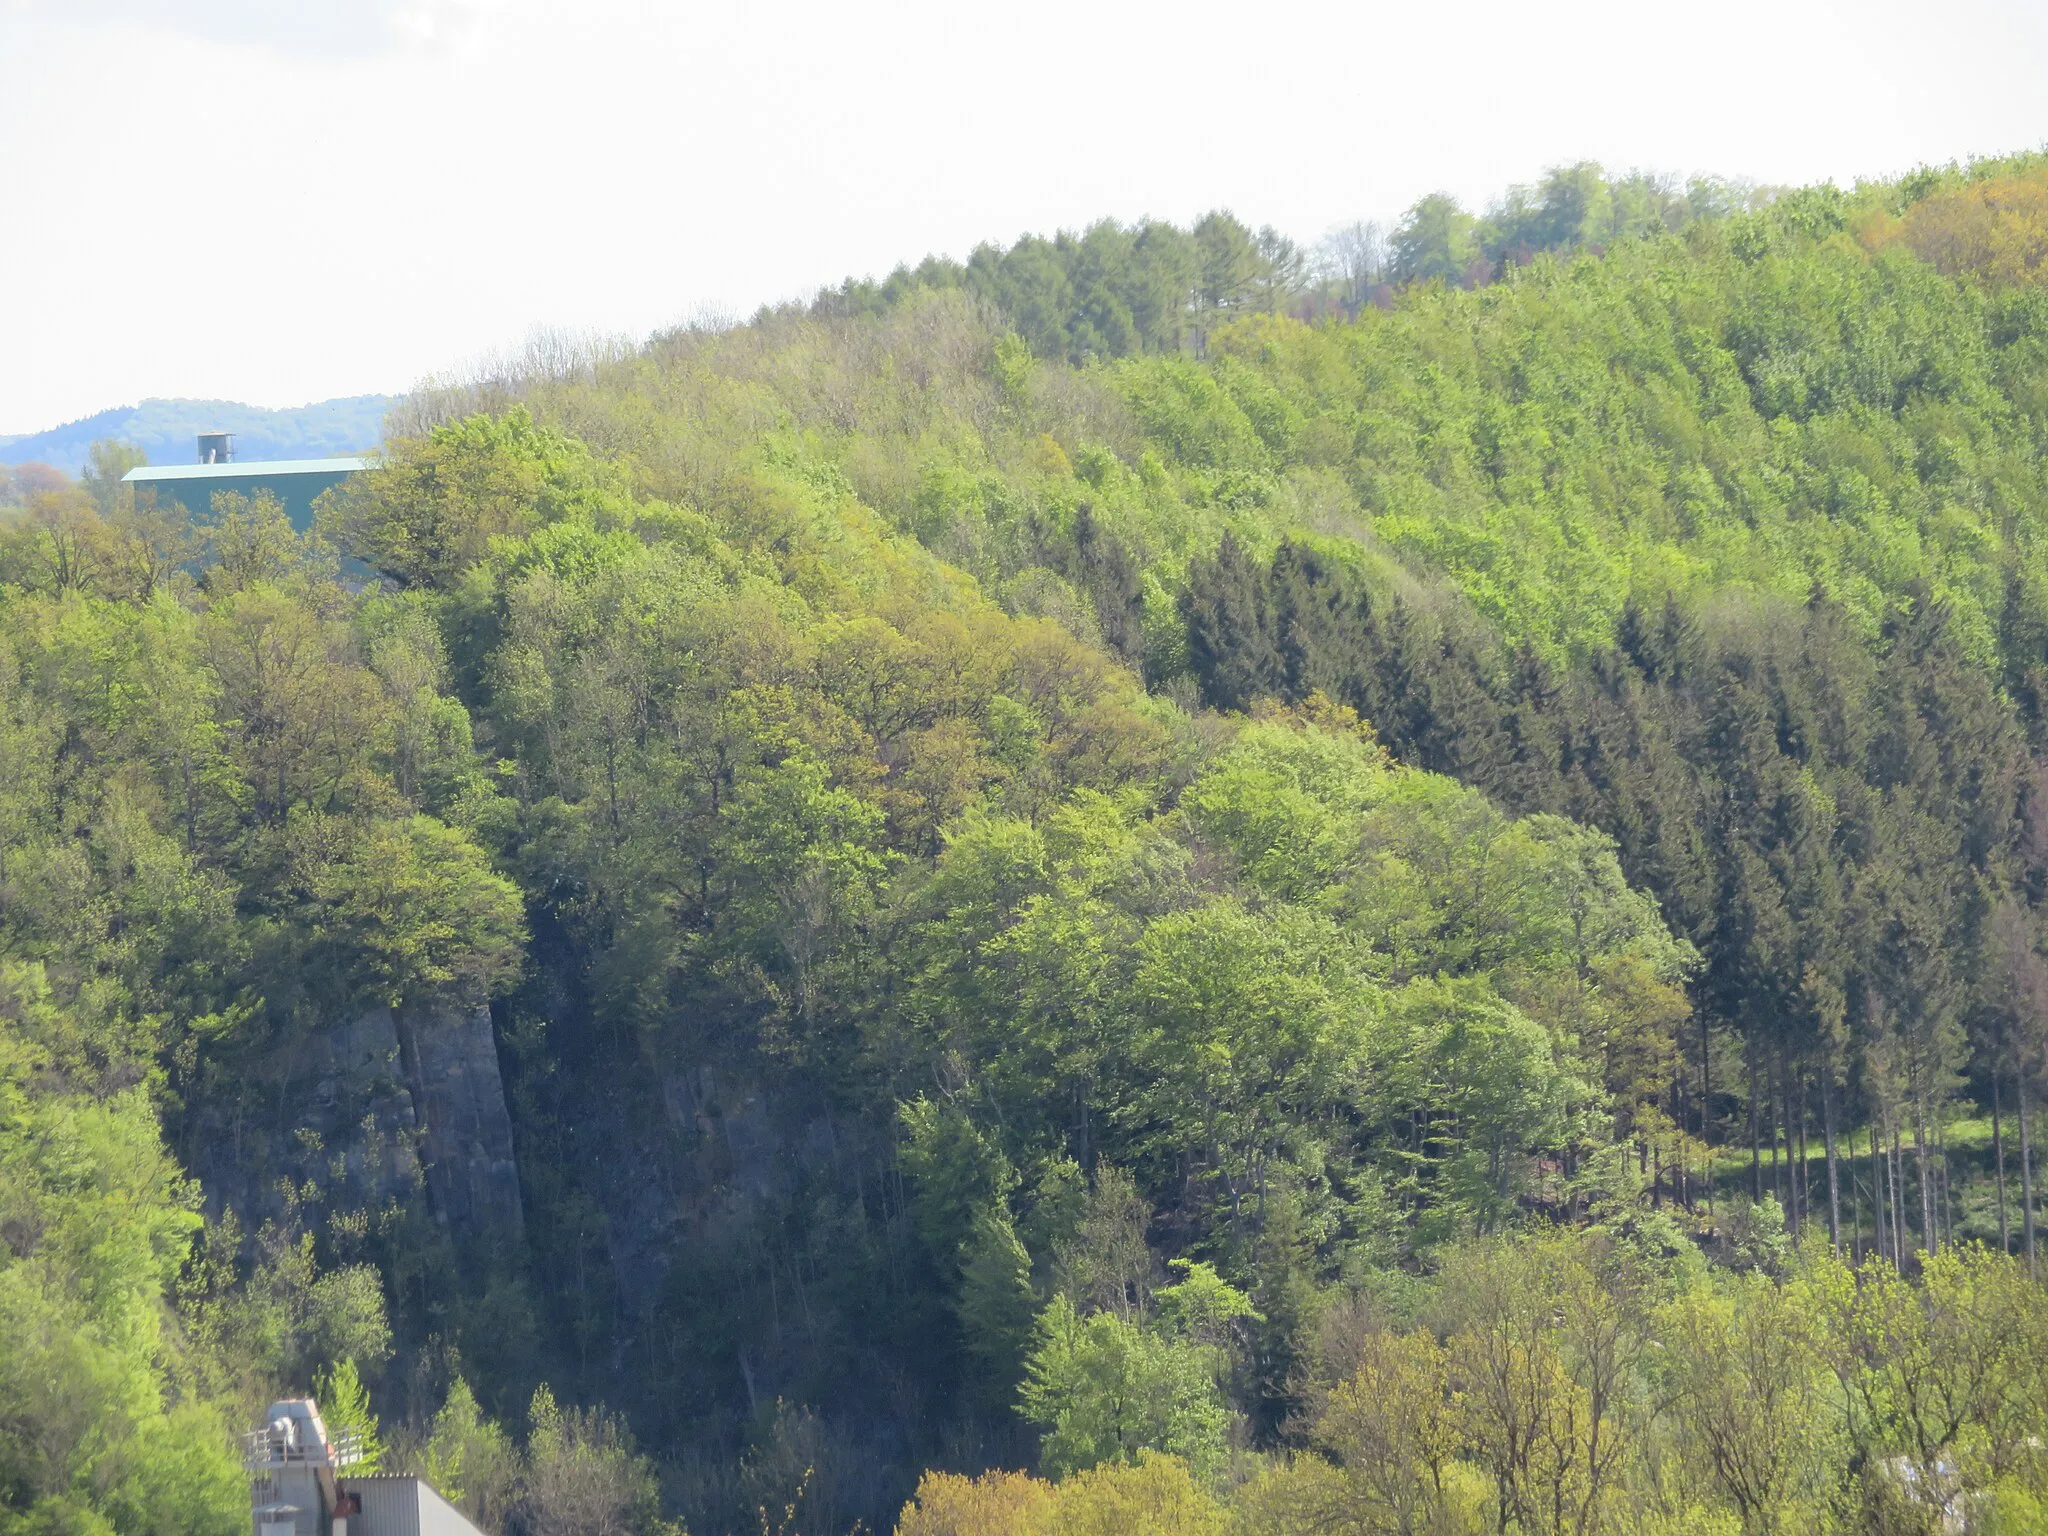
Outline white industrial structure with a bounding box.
[245,1398,484,1536]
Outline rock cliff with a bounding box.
[190,1003,523,1252]
[392,1003,524,1242]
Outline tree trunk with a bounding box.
[1796,1074,1811,1238]
[1674,1073,1689,1212]
[1870,1120,1886,1261]
[1822,1074,1842,1255]
[1748,1032,1762,1203]
[1672,1073,1686,1213]
[1936,1111,1954,1248]
[1914,1096,1936,1257]
[1890,1116,1907,1263]
[1888,1118,1903,1261]
[2019,1066,2038,1278]
[1850,1127,1864,1264]
[1771,1047,1789,1216]
[1994,1066,2010,1254]
[1702,1008,1714,1217]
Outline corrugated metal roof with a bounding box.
[123,457,369,483]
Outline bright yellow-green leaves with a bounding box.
[0,1004,241,1535]
[1017,1296,1232,1481]
[313,1358,383,1474]
[1656,1272,1841,1534]
[895,1453,1223,1536]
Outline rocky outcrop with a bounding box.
[392,1003,524,1243]
[188,1003,523,1255]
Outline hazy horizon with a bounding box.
[5,0,2047,432]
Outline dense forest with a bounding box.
[10,153,2048,1535]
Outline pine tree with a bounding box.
[1182,532,1280,711]
[316,1359,385,1474]
[956,1207,1039,1406]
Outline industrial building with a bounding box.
[247,1398,484,1536]
[122,430,366,532]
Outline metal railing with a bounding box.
[241,1425,365,1471]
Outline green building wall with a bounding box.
[123,459,365,534]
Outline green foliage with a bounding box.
[313,1358,384,1473]
[523,1385,671,1536]
[203,489,333,597]
[182,1199,394,1401]
[0,1496,117,1536]
[1656,1271,1841,1533]
[1017,1295,1231,1480]
[1391,192,1479,285]
[0,1018,242,1536]
[318,406,628,590]
[1152,1261,1257,1348]
[898,1099,1018,1269]
[956,1208,1039,1395]
[1389,978,1580,1234]
[79,440,146,517]
[294,812,526,1007]
[411,1378,521,1532]
[811,216,1228,365]
[24,152,2048,1536]
[893,1454,1226,1536]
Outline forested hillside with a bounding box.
[11,155,2048,1535]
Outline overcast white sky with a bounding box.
[4,0,2047,434]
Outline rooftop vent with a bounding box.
[197,431,235,465]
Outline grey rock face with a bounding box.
[189,1003,523,1254]
[392,1003,525,1242]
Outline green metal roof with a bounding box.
[123,457,369,483]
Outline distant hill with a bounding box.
[0,395,400,475]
